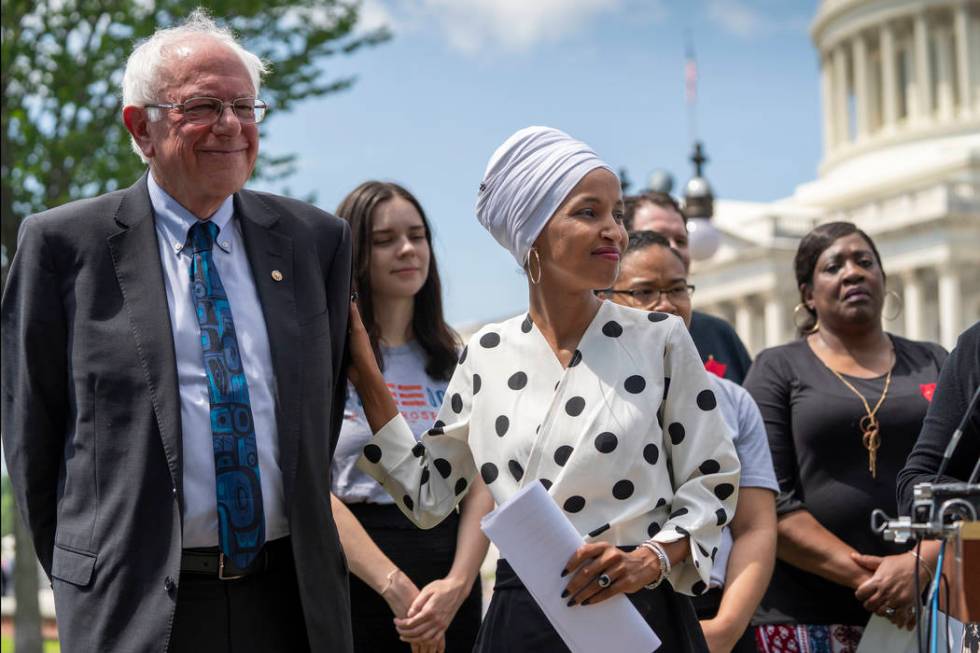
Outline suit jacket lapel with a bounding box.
[235,191,302,505]
[106,175,182,491]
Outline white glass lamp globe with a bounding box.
[687,217,721,261]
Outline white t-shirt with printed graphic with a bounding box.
[331,341,449,504]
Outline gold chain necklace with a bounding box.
[827,350,894,478]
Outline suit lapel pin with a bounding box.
[271,270,284,282]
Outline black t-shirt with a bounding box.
[745,334,947,625]
[689,310,753,384]
[897,321,980,514]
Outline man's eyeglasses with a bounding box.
[144,97,268,125]
[601,284,695,306]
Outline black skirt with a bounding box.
[346,502,483,653]
[474,558,708,653]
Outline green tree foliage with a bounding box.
[1,0,390,274]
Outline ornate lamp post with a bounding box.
[684,141,721,261]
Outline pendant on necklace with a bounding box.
[860,414,880,478]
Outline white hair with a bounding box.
[122,8,268,162]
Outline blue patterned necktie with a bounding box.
[188,220,265,569]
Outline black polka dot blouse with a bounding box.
[357,300,741,595]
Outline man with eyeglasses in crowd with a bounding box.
[1,11,353,652]
[625,191,753,384]
[602,231,778,653]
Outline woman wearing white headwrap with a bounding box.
[350,126,739,652]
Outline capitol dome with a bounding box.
[690,0,979,352]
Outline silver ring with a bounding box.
[884,607,896,617]
[596,573,612,588]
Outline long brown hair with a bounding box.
[336,181,459,380]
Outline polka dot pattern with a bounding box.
[458,346,468,364]
[643,443,660,465]
[697,389,717,411]
[624,375,646,394]
[495,415,509,437]
[563,496,586,513]
[714,483,735,500]
[602,321,623,337]
[668,422,686,445]
[612,480,634,500]
[362,302,739,598]
[565,396,586,416]
[699,459,721,475]
[481,463,498,484]
[434,458,452,478]
[554,445,573,466]
[363,444,382,464]
[594,432,618,453]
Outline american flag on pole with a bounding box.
[685,39,698,106]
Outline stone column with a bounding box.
[954,1,974,115]
[764,295,785,349]
[735,298,755,355]
[935,26,955,120]
[832,46,850,142]
[938,266,962,350]
[880,22,899,129]
[821,55,837,151]
[914,12,933,122]
[853,34,871,139]
[902,270,925,341]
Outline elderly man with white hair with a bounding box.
[1,10,354,652]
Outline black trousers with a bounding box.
[474,558,708,653]
[346,502,482,653]
[690,588,758,653]
[168,537,310,653]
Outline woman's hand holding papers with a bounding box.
[560,541,686,606]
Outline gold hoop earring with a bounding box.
[883,289,903,321]
[793,302,819,334]
[526,247,542,285]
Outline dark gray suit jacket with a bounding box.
[1,176,354,652]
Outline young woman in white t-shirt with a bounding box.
[329,181,494,653]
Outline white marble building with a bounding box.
[692,0,980,353]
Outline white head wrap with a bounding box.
[476,126,615,266]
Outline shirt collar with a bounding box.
[147,173,236,255]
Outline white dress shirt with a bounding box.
[149,174,288,548]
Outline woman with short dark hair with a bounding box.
[745,221,946,651]
[329,181,493,653]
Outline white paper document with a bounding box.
[481,482,662,653]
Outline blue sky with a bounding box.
[255,0,822,325]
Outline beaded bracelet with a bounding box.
[639,540,671,590]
